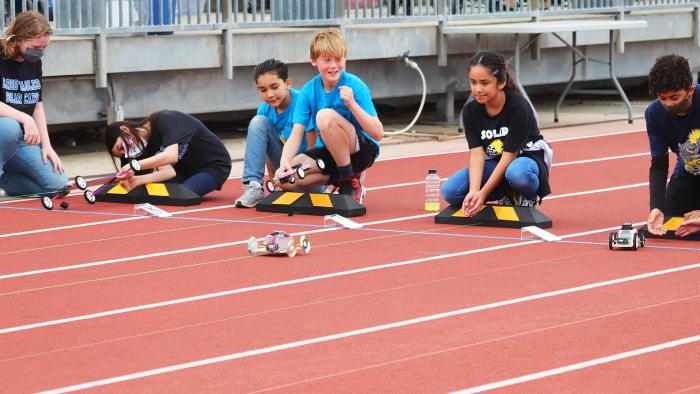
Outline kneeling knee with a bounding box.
[442,185,462,205]
[315,108,341,131]
[0,118,23,144]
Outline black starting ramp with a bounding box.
[641,216,700,241]
[435,204,552,229]
[94,183,201,206]
[256,191,365,217]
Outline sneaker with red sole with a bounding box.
[338,177,366,204]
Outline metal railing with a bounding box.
[0,0,697,34]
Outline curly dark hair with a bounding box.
[648,54,693,96]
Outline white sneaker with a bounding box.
[498,194,514,205]
[519,197,540,208]
[235,181,264,208]
[498,189,516,205]
[511,191,540,208]
[0,188,6,197]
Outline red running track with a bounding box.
[0,129,699,393]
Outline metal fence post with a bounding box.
[694,4,700,48]
[94,1,108,89]
[222,0,234,80]
[437,0,447,67]
[614,0,625,53]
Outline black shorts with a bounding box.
[303,132,379,185]
[665,175,700,216]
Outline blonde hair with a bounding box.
[309,28,347,60]
[1,11,52,60]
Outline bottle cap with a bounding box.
[428,169,437,174]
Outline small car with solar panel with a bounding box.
[248,231,311,257]
[609,223,645,250]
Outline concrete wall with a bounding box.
[41,9,700,125]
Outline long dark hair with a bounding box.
[468,50,516,91]
[104,112,159,170]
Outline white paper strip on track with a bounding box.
[323,214,363,229]
[521,226,561,242]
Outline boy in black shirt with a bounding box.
[645,54,700,237]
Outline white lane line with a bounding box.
[547,129,645,142]
[0,204,238,239]
[368,154,649,192]
[454,334,700,393]
[0,178,649,280]
[375,129,646,162]
[0,223,525,335]
[554,152,648,166]
[39,259,700,394]
[0,129,646,237]
[0,213,435,280]
[545,182,647,200]
[0,222,639,334]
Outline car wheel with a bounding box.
[75,175,87,190]
[631,234,638,251]
[286,238,297,257]
[41,195,54,210]
[84,190,96,204]
[608,232,614,250]
[130,159,141,172]
[247,236,258,256]
[300,235,311,254]
[265,180,275,193]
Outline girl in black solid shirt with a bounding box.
[104,110,232,197]
[442,51,552,217]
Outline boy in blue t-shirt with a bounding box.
[275,28,384,204]
[235,58,317,208]
[645,54,700,237]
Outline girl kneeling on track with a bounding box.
[0,11,69,197]
[104,110,232,197]
[442,50,553,217]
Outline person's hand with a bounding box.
[684,210,700,220]
[118,174,142,192]
[116,162,134,178]
[462,190,485,217]
[41,145,64,173]
[22,119,40,145]
[276,158,291,177]
[676,217,700,237]
[339,86,357,108]
[646,208,666,236]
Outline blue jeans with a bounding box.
[242,115,283,185]
[442,157,540,205]
[0,118,69,196]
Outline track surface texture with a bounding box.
[1,129,699,393]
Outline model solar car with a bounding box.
[40,175,90,210]
[609,223,645,250]
[247,231,311,257]
[265,158,326,193]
